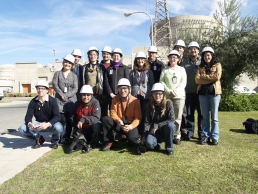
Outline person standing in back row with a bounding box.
[99,46,112,117]
[148,46,164,83]
[181,41,202,140]
[104,48,129,110]
[71,48,83,99]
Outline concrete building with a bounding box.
[0,55,132,93]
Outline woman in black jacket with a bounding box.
[144,83,176,155]
[104,48,129,110]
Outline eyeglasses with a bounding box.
[81,94,92,96]
[36,87,46,91]
[73,55,81,59]
[119,87,129,90]
[153,92,164,96]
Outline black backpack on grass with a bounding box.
[243,118,258,134]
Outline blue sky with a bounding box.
[0,0,256,65]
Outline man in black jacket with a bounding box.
[148,46,165,83]
[69,85,102,147]
[18,80,63,149]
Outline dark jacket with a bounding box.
[104,63,129,95]
[148,58,165,83]
[25,95,61,126]
[144,99,175,132]
[73,64,83,93]
[70,98,101,128]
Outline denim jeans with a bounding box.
[185,93,202,138]
[18,121,63,144]
[145,122,176,152]
[198,95,221,140]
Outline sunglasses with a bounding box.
[81,94,92,96]
[153,92,164,96]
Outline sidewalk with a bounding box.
[0,130,53,184]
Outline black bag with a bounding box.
[243,118,258,134]
[66,132,92,154]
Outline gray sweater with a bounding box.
[181,56,201,93]
[129,70,154,99]
[52,71,78,113]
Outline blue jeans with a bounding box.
[198,95,221,140]
[18,121,63,144]
[145,122,176,152]
[185,93,202,138]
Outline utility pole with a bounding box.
[153,0,172,62]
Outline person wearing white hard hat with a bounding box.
[18,80,63,149]
[68,85,102,152]
[129,51,154,138]
[82,46,100,97]
[173,39,186,65]
[52,54,78,144]
[143,83,176,155]
[160,50,187,145]
[98,46,113,117]
[104,48,129,112]
[147,45,165,83]
[181,41,202,140]
[71,49,83,98]
[195,47,222,145]
[101,78,141,151]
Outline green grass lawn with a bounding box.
[1,112,258,193]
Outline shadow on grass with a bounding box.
[230,128,247,133]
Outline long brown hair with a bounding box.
[149,92,167,117]
[133,58,150,71]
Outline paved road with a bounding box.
[0,98,52,185]
[0,102,29,135]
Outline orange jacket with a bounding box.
[110,95,142,129]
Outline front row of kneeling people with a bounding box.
[18,42,222,156]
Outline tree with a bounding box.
[175,0,258,91]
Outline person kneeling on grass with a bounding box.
[69,85,102,151]
[143,83,176,155]
[101,78,142,151]
[18,80,63,149]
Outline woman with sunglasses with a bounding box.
[129,51,154,138]
[144,83,176,155]
[52,54,78,144]
[159,50,187,145]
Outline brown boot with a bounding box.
[32,139,41,149]
[39,135,45,145]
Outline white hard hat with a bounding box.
[112,48,123,57]
[88,46,99,54]
[80,85,93,94]
[35,80,49,89]
[148,46,158,53]
[167,50,180,58]
[117,78,131,87]
[64,54,75,64]
[151,83,164,92]
[174,40,185,47]
[102,46,112,53]
[71,49,82,57]
[135,51,146,59]
[202,47,214,53]
[188,41,200,49]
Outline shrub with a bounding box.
[219,93,257,111]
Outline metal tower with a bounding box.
[153,0,172,61]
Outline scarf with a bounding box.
[112,61,122,69]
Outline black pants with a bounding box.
[102,116,139,144]
[60,113,73,139]
[137,97,149,138]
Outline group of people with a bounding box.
[18,40,222,155]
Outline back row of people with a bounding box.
[18,41,222,155]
